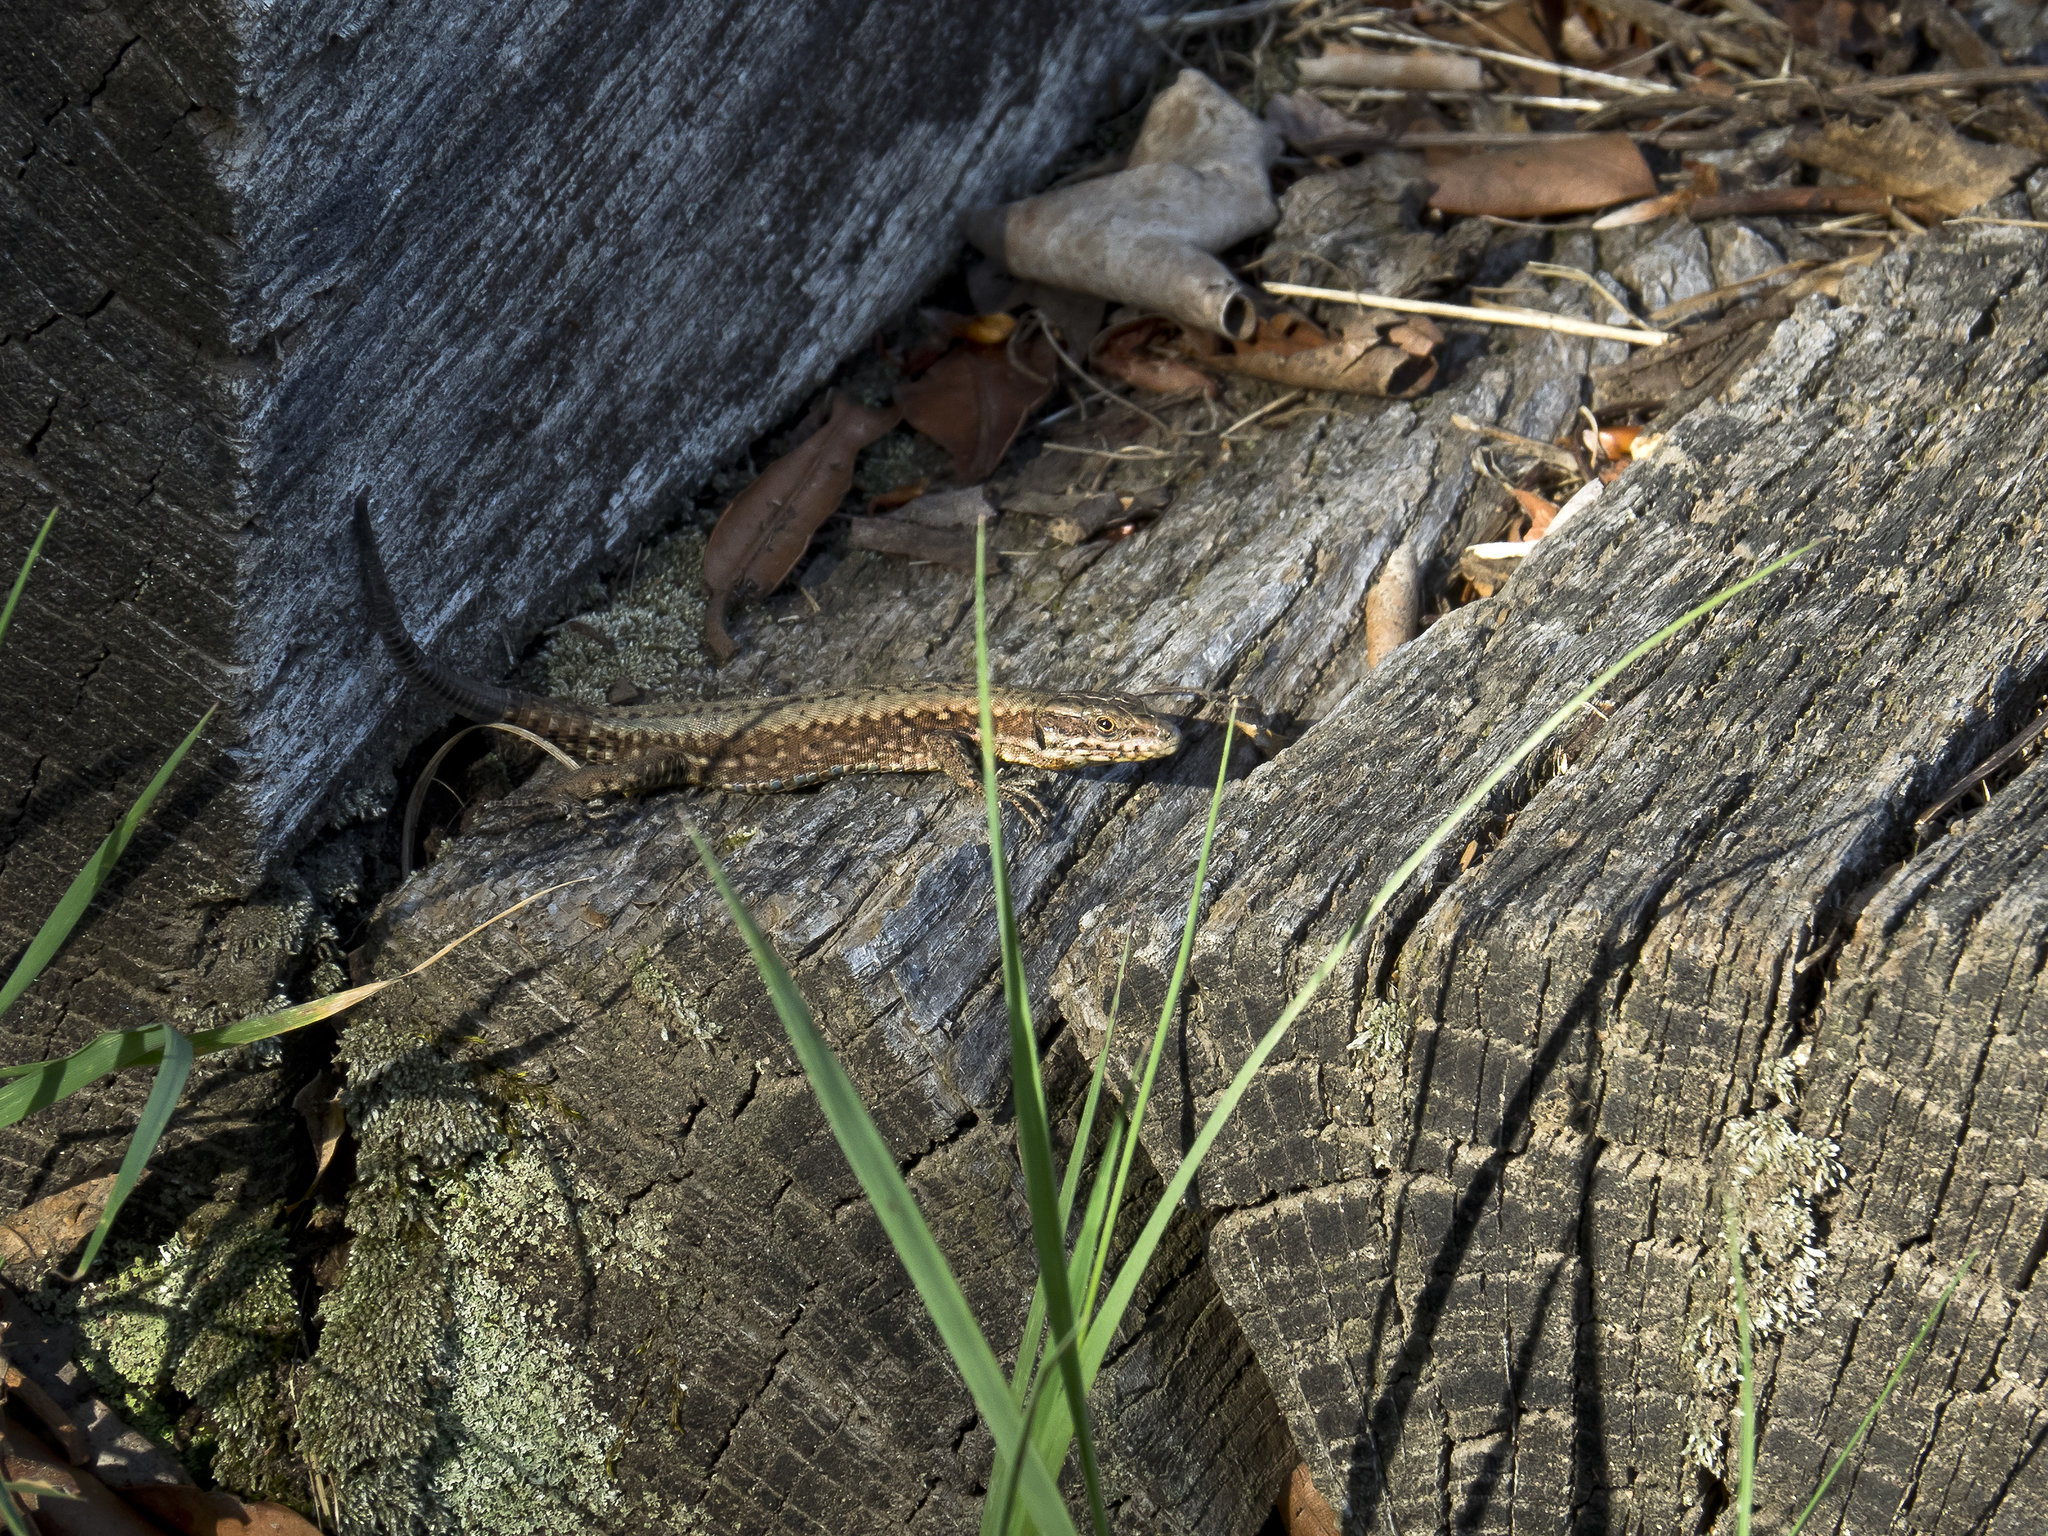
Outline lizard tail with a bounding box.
[351,491,528,724]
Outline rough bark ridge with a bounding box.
[0,0,1149,1203]
[1051,228,2048,1535]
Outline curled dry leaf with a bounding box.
[896,325,1058,484]
[867,479,929,512]
[1297,46,1484,90]
[292,1070,346,1200]
[1510,486,1562,538]
[1188,309,1441,398]
[703,391,901,660]
[1364,544,1421,668]
[1427,133,1656,217]
[965,70,1279,339]
[1090,316,1219,396]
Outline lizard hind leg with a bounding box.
[537,751,704,813]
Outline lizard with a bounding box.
[352,493,1182,820]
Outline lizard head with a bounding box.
[1021,694,1182,768]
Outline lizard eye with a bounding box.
[1096,716,1117,734]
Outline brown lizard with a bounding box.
[353,494,1181,816]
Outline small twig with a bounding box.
[1264,281,1671,346]
[1525,261,1653,328]
[1832,64,2048,95]
[1138,0,1301,34]
[1220,390,1307,439]
[1342,22,1676,94]
[1039,443,1181,460]
[1945,216,2048,232]
[1309,85,1611,111]
[1915,707,2048,832]
[1450,414,1581,472]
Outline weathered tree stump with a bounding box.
[316,204,2048,1535]
[0,0,1151,1201]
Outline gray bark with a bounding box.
[319,217,2048,1531]
[0,0,1151,1199]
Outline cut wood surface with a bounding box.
[319,221,2048,1535]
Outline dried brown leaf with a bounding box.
[1365,544,1421,668]
[1281,1463,1342,1536]
[1189,309,1440,398]
[292,1071,345,1200]
[703,391,901,660]
[1511,486,1562,537]
[1790,115,2038,216]
[1092,317,1222,396]
[0,1166,117,1279]
[897,330,1057,484]
[1427,134,1657,217]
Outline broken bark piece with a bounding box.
[844,517,984,573]
[897,328,1058,484]
[1297,46,1484,90]
[1365,544,1421,667]
[1281,1462,1343,1536]
[965,70,1280,340]
[1788,115,2038,216]
[703,391,901,660]
[1426,134,1656,217]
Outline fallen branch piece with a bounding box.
[1298,47,1484,90]
[1450,412,1583,472]
[965,70,1279,339]
[1264,281,1671,346]
[844,516,983,573]
[703,391,901,660]
[1686,185,1939,222]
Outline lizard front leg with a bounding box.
[923,732,1048,833]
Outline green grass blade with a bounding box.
[1082,703,1234,1324]
[67,1024,192,1278]
[1785,1253,1975,1536]
[1014,542,1820,1472]
[0,878,588,1129]
[1008,940,1129,1416]
[690,824,1080,1536]
[972,523,1109,1536]
[0,507,58,656]
[0,1026,174,1129]
[983,1114,1130,1536]
[0,704,216,1019]
[1727,1204,1756,1536]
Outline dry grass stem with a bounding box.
[1265,281,1672,345]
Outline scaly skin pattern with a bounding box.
[352,494,1181,803]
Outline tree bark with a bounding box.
[314,209,2048,1535]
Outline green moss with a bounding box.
[297,1009,665,1533]
[69,1201,302,1502]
